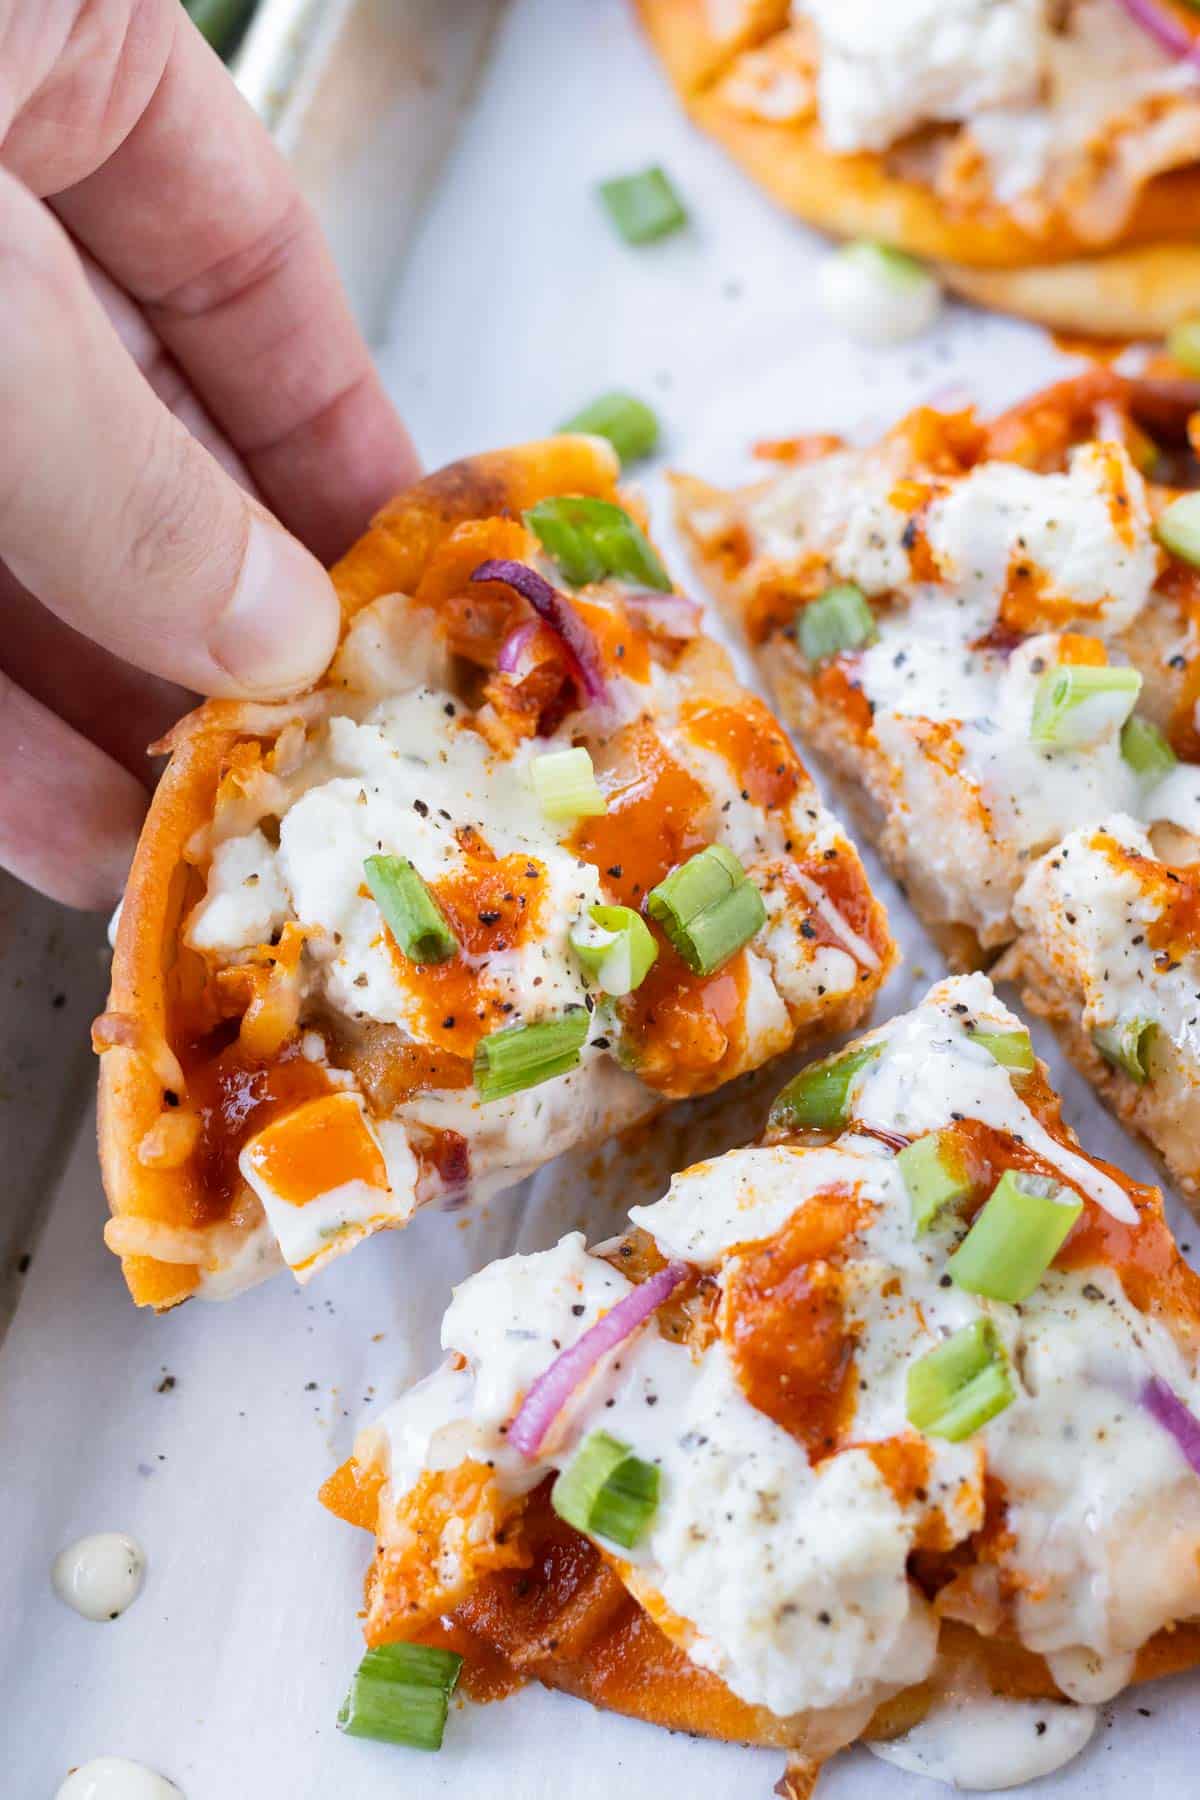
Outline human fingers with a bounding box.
[0,166,340,699]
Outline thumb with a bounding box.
[0,168,339,698]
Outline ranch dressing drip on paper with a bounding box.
[55,1760,182,1800]
[868,1690,1099,1790]
[51,1533,145,1622]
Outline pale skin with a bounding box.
[0,0,419,907]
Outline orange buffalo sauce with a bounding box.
[720,1190,870,1462]
[1093,828,1200,971]
[569,720,711,907]
[681,695,803,813]
[241,1092,387,1208]
[380,848,549,1058]
[622,944,749,1096]
[180,1031,332,1226]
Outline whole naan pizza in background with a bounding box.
[324,974,1200,1795]
[636,0,1200,335]
[674,370,1200,1200]
[93,438,892,1310]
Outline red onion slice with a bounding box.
[497,619,542,675]
[1116,0,1200,62]
[622,589,703,641]
[1141,1375,1200,1474]
[472,558,609,706]
[506,1258,691,1459]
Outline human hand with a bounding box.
[0,0,419,907]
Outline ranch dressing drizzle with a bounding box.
[850,978,1138,1223]
[868,1690,1098,1790]
[51,1533,145,1622]
[55,1760,182,1800]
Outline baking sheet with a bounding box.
[6,1,1200,1793]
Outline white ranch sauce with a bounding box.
[868,1690,1098,1790]
[51,1533,145,1623]
[55,1760,182,1800]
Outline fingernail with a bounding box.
[209,513,340,696]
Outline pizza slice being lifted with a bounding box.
[634,0,1200,336]
[673,369,1200,1198]
[93,437,892,1309]
[324,974,1200,1794]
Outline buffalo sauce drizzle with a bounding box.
[719,1189,870,1462]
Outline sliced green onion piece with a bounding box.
[569,903,658,996]
[1121,714,1177,778]
[551,1430,660,1548]
[1093,1016,1157,1084]
[558,392,660,467]
[364,854,458,965]
[1168,317,1200,378]
[768,1042,881,1133]
[798,584,877,664]
[337,1642,463,1750]
[473,1008,590,1102]
[524,495,671,591]
[947,1170,1083,1304]
[1030,663,1142,750]
[1156,493,1200,568]
[898,1129,972,1234]
[906,1319,1015,1443]
[968,1025,1035,1077]
[531,747,607,821]
[598,166,687,245]
[646,844,766,975]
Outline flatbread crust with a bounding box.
[635,0,1200,333]
[95,439,624,1310]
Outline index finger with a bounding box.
[49,5,418,561]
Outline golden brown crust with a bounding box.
[331,437,620,621]
[940,242,1200,337]
[634,0,787,94]
[635,0,1200,330]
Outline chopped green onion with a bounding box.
[364,854,458,965]
[337,1642,463,1750]
[570,904,658,996]
[947,1170,1083,1305]
[551,1430,660,1548]
[1121,714,1177,778]
[558,392,660,467]
[906,1319,1015,1443]
[798,584,877,664]
[1168,317,1200,377]
[598,166,687,245]
[1030,663,1142,750]
[1093,1016,1157,1084]
[899,1130,972,1234]
[768,1042,881,1133]
[473,1008,590,1102]
[646,844,765,975]
[531,747,607,821]
[1156,493,1200,568]
[967,1025,1035,1076]
[525,495,671,591]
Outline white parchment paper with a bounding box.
[5,2,1200,1794]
